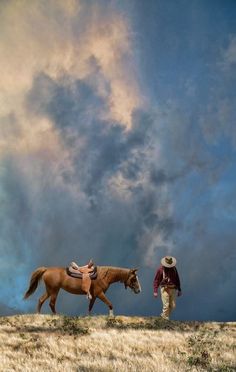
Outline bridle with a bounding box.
[124,272,140,293]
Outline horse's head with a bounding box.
[124,268,141,294]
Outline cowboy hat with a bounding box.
[161,256,177,268]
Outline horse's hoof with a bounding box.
[109,310,114,317]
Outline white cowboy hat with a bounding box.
[161,256,177,268]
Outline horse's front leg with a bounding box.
[97,291,114,316]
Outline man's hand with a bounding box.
[177,290,182,297]
[153,292,158,297]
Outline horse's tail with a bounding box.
[23,267,47,299]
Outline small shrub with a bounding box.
[187,352,211,369]
[61,316,89,336]
[186,332,213,370]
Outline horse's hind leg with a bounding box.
[88,297,96,315]
[97,292,114,316]
[49,289,59,314]
[37,292,50,313]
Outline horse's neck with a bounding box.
[106,267,129,284]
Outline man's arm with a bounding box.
[153,267,163,296]
[175,268,182,296]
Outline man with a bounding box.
[153,256,182,320]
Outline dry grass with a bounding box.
[0,314,235,371]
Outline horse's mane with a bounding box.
[97,266,130,280]
[98,266,130,271]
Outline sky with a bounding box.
[0,0,236,321]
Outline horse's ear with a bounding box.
[131,268,139,274]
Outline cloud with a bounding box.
[221,36,236,70]
[199,35,236,148]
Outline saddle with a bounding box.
[66,260,97,299]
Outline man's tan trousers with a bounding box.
[160,287,176,320]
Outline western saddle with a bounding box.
[66,260,97,299]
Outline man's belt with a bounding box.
[161,284,176,288]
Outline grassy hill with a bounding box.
[0,314,235,371]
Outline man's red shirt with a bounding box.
[153,266,181,292]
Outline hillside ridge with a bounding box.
[0,314,235,371]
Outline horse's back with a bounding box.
[43,267,85,294]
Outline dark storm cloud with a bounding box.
[26,72,153,199]
[150,167,190,186]
[27,73,105,131]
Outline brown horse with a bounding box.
[24,266,141,316]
